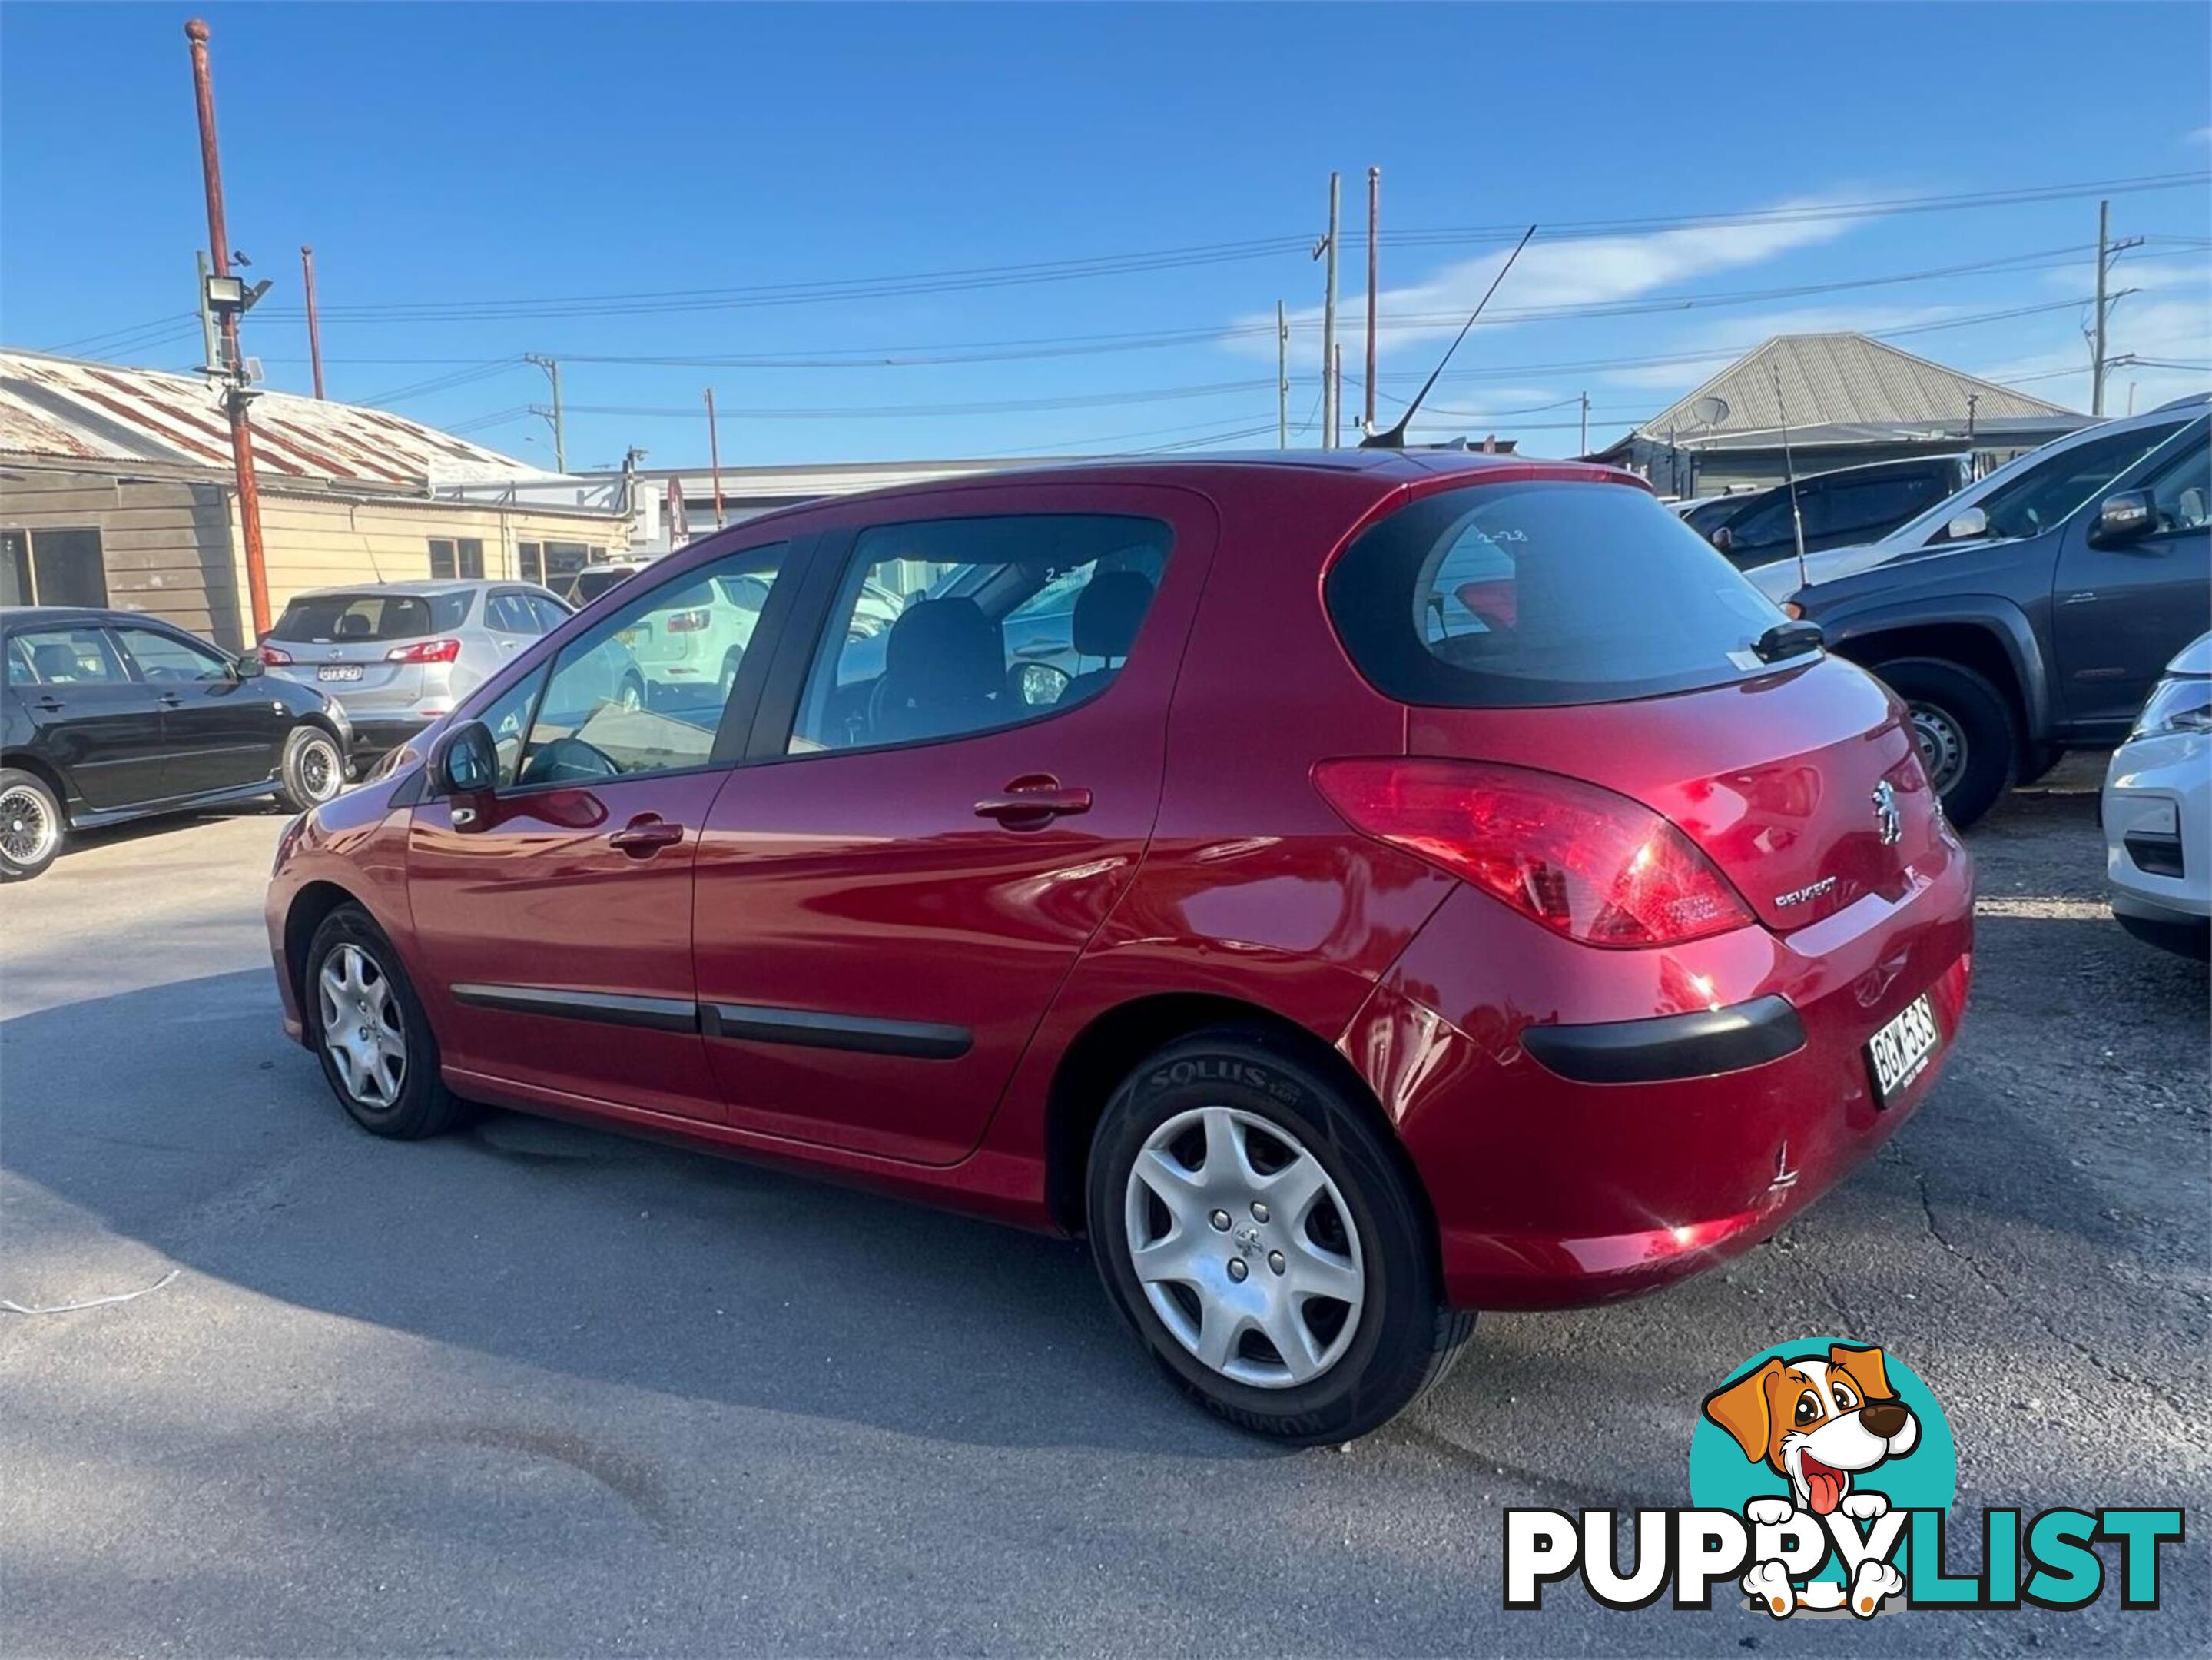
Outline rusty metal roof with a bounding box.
[1634,334,2078,447]
[0,349,560,490]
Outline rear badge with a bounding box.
[1774,876,1838,908]
[1872,779,1902,846]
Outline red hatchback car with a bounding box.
[267,453,1973,1442]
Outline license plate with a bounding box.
[1866,993,1940,1105]
[317,665,363,682]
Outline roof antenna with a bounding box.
[1361,224,1536,450]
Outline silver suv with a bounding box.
[259,580,639,762]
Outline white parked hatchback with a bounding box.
[2104,631,2210,961]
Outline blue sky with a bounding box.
[3,2,2207,471]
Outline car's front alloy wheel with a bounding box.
[318,942,407,1110]
[303,905,468,1139]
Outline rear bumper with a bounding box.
[1341,841,1975,1311]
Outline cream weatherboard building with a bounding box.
[0,350,629,651]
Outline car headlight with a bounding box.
[2132,674,2212,739]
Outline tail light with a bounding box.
[384,638,463,665]
[662,608,712,633]
[257,643,295,666]
[1312,758,1755,948]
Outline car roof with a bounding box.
[716,449,1630,532]
[1,604,191,632]
[280,579,506,601]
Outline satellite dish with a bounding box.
[1691,394,1730,427]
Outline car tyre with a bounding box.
[617,673,646,712]
[277,724,345,813]
[0,766,65,881]
[1088,1029,1473,1443]
[1872,656,2017,829]
[304,905,469,1139]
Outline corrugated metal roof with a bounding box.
[0,349,561,490]
[1636,334,2078,443]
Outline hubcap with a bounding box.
[1905,701,1967,796]
[317,943,406,1109]
[1123,1105,1366,1389]
[0,785,58,866]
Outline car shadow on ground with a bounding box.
[2,969,1301,1462]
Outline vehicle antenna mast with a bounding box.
[1361,225,1536,450]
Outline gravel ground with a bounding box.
[2,759,2206,1656]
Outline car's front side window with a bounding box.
[2141,436,2211,535]
[784,513,1171,755]
[112,626,232,682]
[507,543,788,787]
[1973,423,2191,543]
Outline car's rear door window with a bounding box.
[784,513,1171,754]
[1325,478,1789,708]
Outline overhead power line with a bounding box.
[232,171,2207,327]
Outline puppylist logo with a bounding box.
[1504,1338,2184,1619]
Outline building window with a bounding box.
[428,537,486,581]
[1,527,108,607]
[518,541,543,584]
[544,540,589,580]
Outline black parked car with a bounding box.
[1796,414,2210,827]
[1690,453,1975,571]
[2,606,350,881]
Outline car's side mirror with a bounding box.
[1944,506,1989,542]
[1709,526,1734,553]
[232,653,264,679]
[2088,489,2157,549]
[436,719,499,828]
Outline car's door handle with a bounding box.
[32,696,64,712]
[608,815,685,857]
[156,692,186,707]
[975,779,1092,827]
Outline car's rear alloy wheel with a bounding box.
[1871,656,2017,828]
[0,768,64,881]
[278,725,344,812]
[1089,1031,1474,1443]
[1124,1105,1365,1388]
[304,905,468,1138]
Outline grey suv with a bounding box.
[258,580,638,762]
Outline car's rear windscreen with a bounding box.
[270,592,473,642]
[1324,479,1791,708]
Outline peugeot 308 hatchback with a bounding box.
[267,453,1974,1443]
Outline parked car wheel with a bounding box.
[1872,657,2018,828]
[1087,1031,1473,1443]
[304,905,469,1139]
[616,673,646,712]
[277,725,345,813]
[718,646,741,702]
[0,766,65,881]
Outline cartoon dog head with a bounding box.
[1703,1343,1919,1516]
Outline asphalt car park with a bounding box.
[2,760,2204,1655]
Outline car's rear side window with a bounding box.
[270,591,472,642]
[1325,479,1789,708]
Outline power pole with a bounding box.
[1364,166,1379,433]
[194,249,218,370]
[1334,342,1345,447]
[704,387,726,527]
[2092,199,2110,417]
[300,244,326,399]
[184,18,271,642]
[526,354,566,472]
[1578,391,1589,456]
[1276,301,1289,448]
[2089,199,2144,418]
[1315,171,1340,447]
